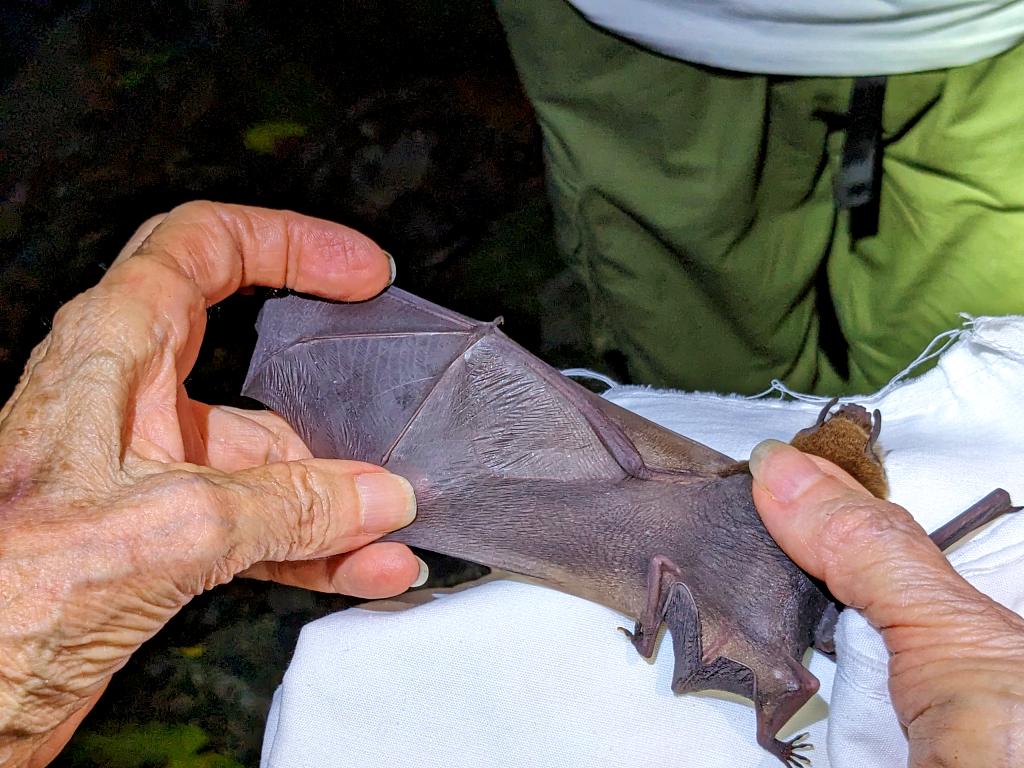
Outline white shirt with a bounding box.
[566,0,1024,75]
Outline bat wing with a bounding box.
[243,288,731,481]
[244,288,482,465]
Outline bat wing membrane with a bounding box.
[388,332,630,481]
[243,289,480,463]
[244,288,729,482]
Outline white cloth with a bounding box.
[262,316,1024,768]
[565,0,1024,76]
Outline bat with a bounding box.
[242,287,1019,766]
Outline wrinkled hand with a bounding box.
[750,440,1024,768]
[0,202,424,767]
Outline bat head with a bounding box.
[790,400,888,499]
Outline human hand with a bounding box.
[750,440,1024,767]
[0,202,425,766]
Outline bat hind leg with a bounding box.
[671,649,819,766]
[621,555,693,658]
[753,660,820,767]
[623,556,821,765]
[621,555,704,688]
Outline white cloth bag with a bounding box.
[261,316,1024,768]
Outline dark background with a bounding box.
[1,1,595,764]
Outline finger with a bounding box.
[105,200,394,308]
[243,543,428,598]
[102,200,393,380]
[212,459,416,565]
[66,202,393,458]
[750,439,1024,751]
[189,401,312,471]
[114,213,168,264]
[748,439,985,642]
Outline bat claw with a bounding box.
[789,732,813,750]
[618,623,649,647]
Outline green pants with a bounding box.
[495,0,1024,395]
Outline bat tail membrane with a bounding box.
[671,638,819,766]
[676,640,819,767]
[624,555,750,695]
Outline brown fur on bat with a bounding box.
[242,287,1019,766]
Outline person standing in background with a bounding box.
[494,0,1024,395]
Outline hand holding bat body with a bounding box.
[751,441,1024,767]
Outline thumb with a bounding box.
[749,439,1024,764]
[748,439,980,649]
[215,459,416,566]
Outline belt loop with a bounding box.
[835,76,887,239]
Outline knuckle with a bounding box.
[144,469,233,558]
[167,199,221,228]
[49,295,111,357]
[152,466,220,498]
[816,496,926,582]
[52,286,150,361]
[279,462,339,552]
[150,200,240,295]
[818,497,916,555]
[50,295,84,332]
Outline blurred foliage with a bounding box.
[1,0,587,406]
[67,724,242,768]
[2,0,596,765]
[243,120,308,154]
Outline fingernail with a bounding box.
[410,556,429,588]
[355,473,416,533]
[749,439,824,503]
[383,250,396,287]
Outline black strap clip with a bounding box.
[835,76,887,238]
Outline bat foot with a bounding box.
[754,661,819,767]
[630,555,693,660]
[775,732,814,767]
[618,622,656,657]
